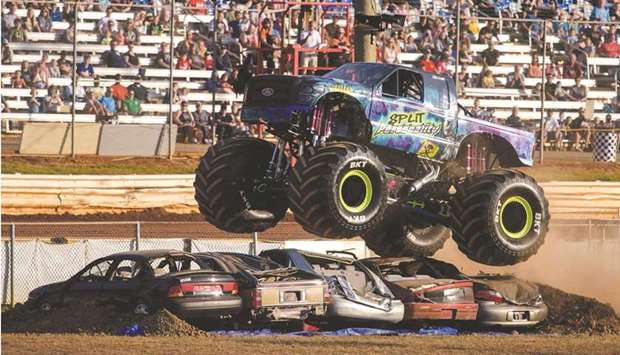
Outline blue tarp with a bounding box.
[208,327,460,337]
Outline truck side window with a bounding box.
[380,70,423,102]
[399,70,423,102]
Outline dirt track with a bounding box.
[3,334,620,355]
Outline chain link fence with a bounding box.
[0,221,284,305]
[1,219,619,306]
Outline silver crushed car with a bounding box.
[260,249,405,325]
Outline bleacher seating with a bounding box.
[1,1,619,148]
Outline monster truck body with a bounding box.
[195,63,549,267]
[241,63,534,166]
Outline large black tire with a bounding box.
[288,142,388,238]
[194,137,288,233]
[450,169,550,266]
[362,205,451,258]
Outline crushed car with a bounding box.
[259,249,405,325]
[26,250,243,321]
[362,257,548,328]
[193,252,327,323]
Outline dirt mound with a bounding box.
[536,284,620,335]
[1,301,206,336]
[2,208,205,222]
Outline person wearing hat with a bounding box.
[128,75,148,102]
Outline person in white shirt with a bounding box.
[544,110,562,150]
[299,21,322,74]
[97,8,118,36]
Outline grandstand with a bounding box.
[1,0,619,150]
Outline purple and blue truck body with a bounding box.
[241,62,534,167]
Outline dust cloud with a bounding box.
[435,225,620,313]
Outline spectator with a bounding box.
[9,19,27,42]
[192,40,208,69]
[563,53,583,79]
[215,102,234,140]
[124,20,141,45]
[505,107,524,129]
[527,55,543,78]
[19,61,32,84]
[480,41,500,66]
[217,73,235,94]
[569,108,587,151]
[554,80,570,101]
[97,8,118,35]
[89,76,105,100]
[479,68,497,88]
[215,47,233,72]
[155,42,172,68]
[418,50,436,73]
[27,87,42,113]
[326,26,351,68]
[470,98,484,117]
[544,74,557,100]
[37,8,53,33]
[99,88,117,115]
[101,41,128,67]
[25,8,41,32]
[174,101,196,143]
[506,65,526,91]
[2,3,19,31]
[77,55,95,78]
[128,76,148,102]
[434,52,450,74]
[299,20,322,74]
[382,36,401,65]
[31,62,49,89]
[194,101,212,143]
[121,89,142,115]
[124,42,141,68]
[259,18,276,72]
[457,65,470,96]
[43,85,64,113]
[58,52,72,75]
[176,32,194,56]
[83,91,108,117]
[48,60,61,78]
[544,110,562,149]
[11,70,26,88]
[229,11,242,39]
[568,77,588,102]
[599,34,620,57]
[203,53,214,70]
[176,52,192,70]
[164,82,179,104]
[111,74,129,103]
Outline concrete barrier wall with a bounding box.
[2,174,620,218]
[18,122,175,156]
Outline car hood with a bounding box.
[471,275,542,306]
[30,281,66,297]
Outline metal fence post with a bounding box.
[135,222,141,251]
[168,0,175,159]
[251,232,258,256]
[71,5,78,158]
[10,224,15,307]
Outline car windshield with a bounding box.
[323,63,394,87]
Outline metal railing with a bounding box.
[0,221,285,306]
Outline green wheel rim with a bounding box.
[338,169,373,214]
[499,196,534,240]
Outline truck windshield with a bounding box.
[324,63,395,87]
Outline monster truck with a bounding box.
[194,63,549,266]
